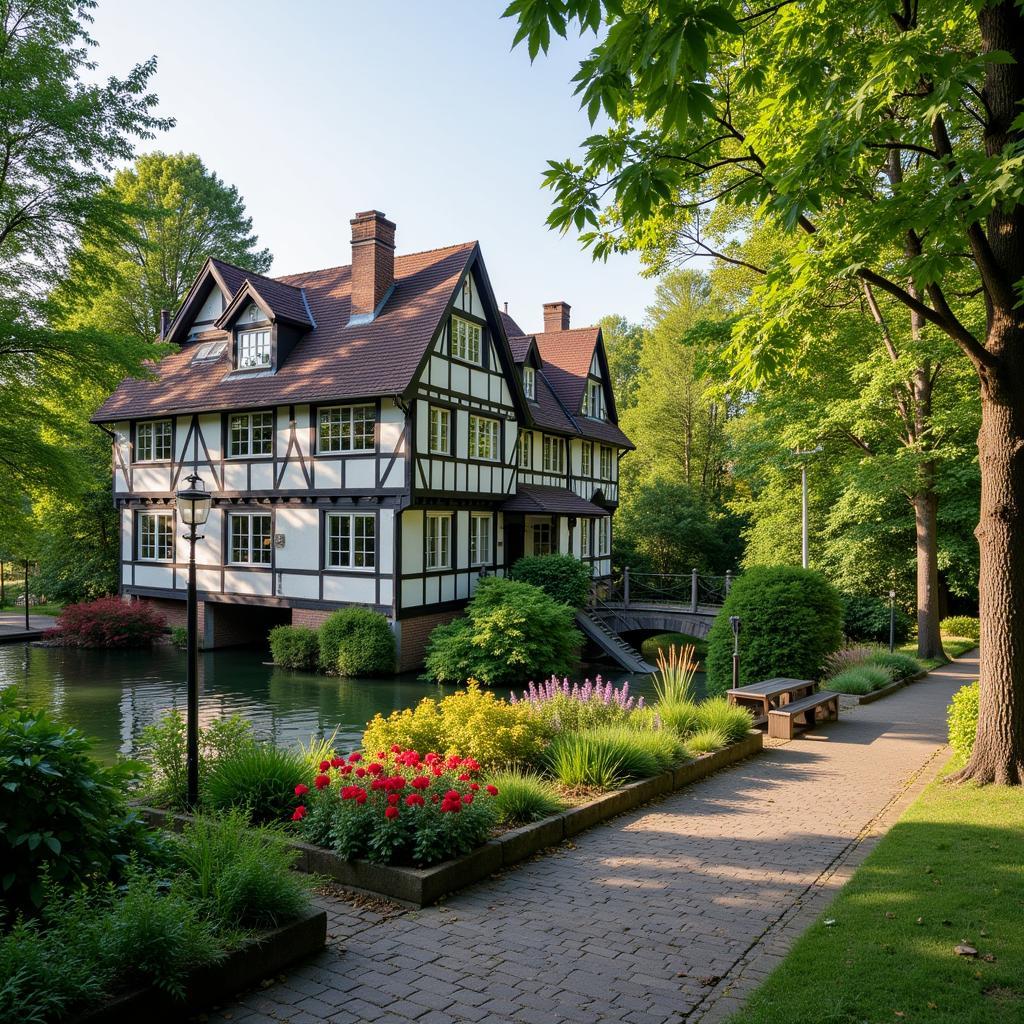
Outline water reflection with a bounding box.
[0,643,701,764]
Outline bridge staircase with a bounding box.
[575,608,655,674]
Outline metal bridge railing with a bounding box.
[592,568,737,612]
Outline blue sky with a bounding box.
[89,0,658,332]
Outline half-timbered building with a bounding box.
[93,211,633,668]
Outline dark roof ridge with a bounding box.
[274,240,479,284]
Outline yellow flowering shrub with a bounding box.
[361,682,550,769]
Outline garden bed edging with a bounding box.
[844,669,929,705]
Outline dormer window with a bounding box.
[522,366,535,400]
[583,380,604,419]
[451,315,482,365]
[237,329,271,370]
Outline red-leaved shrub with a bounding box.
[47,597,166,648]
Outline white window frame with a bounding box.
[227,512,273,565]
[228,411,273,458]
[580,518,591,557]
[325,512,376,570]
[597,517,610,556]
[137,511,174,561]
[519,430,533,469]
[583,380,603,419]
[428,406,450,455]
[237,328,271,370]
[522,366,535,400]
[469,513,492,567]
[426,513,452,570]
[542,435,564,474]
[581,442,593,477]
[531,521,553,556]
[318,404,375,453]
[136,419,173,463]
[600,445,613,479]
[451,315,482,365]
[469,415,500,461]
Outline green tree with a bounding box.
[507,1,1024,784]
[0,0,168,538]
[62,152,271,343]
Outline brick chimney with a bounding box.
[543,301,571,332]
[350,210,396,321]
[159,309,171,340]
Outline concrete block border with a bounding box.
[141,730,762,908]
[847,669,928,705]
[69,908,327,1024]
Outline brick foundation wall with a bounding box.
[396,609,462,672]
[133,595,203,641]
[291,608,334,630]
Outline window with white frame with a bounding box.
[228,411,273,457]
[469,415,499,461]
[581,442,593,476]
[580,518,591,557]
[597,517,610,556]
[470,513,492,566]
[426,513,452,569]
[531,521,552,555]
[228,512,272,565]
[428,406,450,455]
[451,316,482,365]
[318,404,375,453]
[237,329,271,369]
[522,366,535,400]
[600,445,613,479]
[136,419,172,462]
[519,430,533,469]
[542,435,564,474]
[583,380,604,419]
[326,512,375,569]
[137,511,173,561]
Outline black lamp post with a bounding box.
[729,615,742,689]
[889,589,896,654]
[175,473,212,809]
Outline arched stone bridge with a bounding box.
[589,601,721,639]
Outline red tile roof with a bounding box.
[534,327,601,415]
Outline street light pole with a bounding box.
[175,473,212,810]
[793,447,823,570]
[889,589,896,654]
[730,615,742,690]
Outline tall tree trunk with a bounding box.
[913,479,944,660]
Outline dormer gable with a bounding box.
[216,277,314,375]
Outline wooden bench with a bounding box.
[727,678,816,723]
[767,690,840,740]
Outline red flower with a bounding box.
[330,756,345,768]
[370,778,387,790]
[342,785,368,802]
[446,755,462,769]
[458,772,471,781]
[319,760,331,772]
[469,782,480,791]
[294,783,309,797]
[463,793,474,805]
[431,794,439,804]
[387,793,400,805]
[444,790,461,802]
[464,758,481,772]
[348,752,362,763]
[411,776,430,789]
[390,744,402,754]
[405,793,425,807]
[486,784,499,796]
[440,800,461,814]
[355,767,367,778]
[339,764,353,776]
[367,762,384,776]
[425,752,441,764]
[375,751,386,759]
[385,806,399,819]
[314,774,331,790]
[292,805,307,821]
[431,764,443,776]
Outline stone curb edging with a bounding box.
[139,731,763,908]
[844,669,928,706]
[68,908,327,1024]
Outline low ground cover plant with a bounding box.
[947,682,979,758]
[269,625,320,671]
[318,608,395,675]
[508,553,592,607]
[510,675,643,731]
[44,596,165,648]
[827,665,892,695]
[293,747,501,866]
[940,615,980,641]
[823,646,923,694]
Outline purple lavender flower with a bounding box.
[511,675,644,711]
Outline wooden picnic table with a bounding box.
[726,677,816,720]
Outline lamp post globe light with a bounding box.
[175,473,211,809]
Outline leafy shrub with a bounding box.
[0,690,159,912]
[947,682,979,758]
[685,727,728,755]
[137,710,254,810]
[318,608,395,675]
[173,811,308,929]
[652,644,699,704]
[423,576,582,685]
[362,682,549,769]
[641,631,707,661]
[705,566,843,695]
[546,726,686,788]
[824,645,883,677]
[45,596,165,648]
[841,592,911,645]
[509,553,592,607]
[269,624,320,670]
[293,748,500,866]
[510,675,643,733]
[487,769,564,824]
[865,651,921,680]
[203,743,311,824]
[941,615,980,641]
[657,700,702,738]
[170,625,188,649]
[827,665,891,695]
[693,698,754,744]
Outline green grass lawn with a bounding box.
[0,602,64,617]
[731,762,1024,1024]
[898,636,978,671]
[640,631,708,662]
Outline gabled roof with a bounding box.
[93,242,477,422]
[534,327,603,415]
[216,276,314,330]
[502,484,611,517]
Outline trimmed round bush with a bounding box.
[269,625,320,671]
[947,682,979,758]
[941,615,980,641]
[509,553,592,607]
[318,608,395,676]
[705,566,843,695]
[841,592,911,645]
